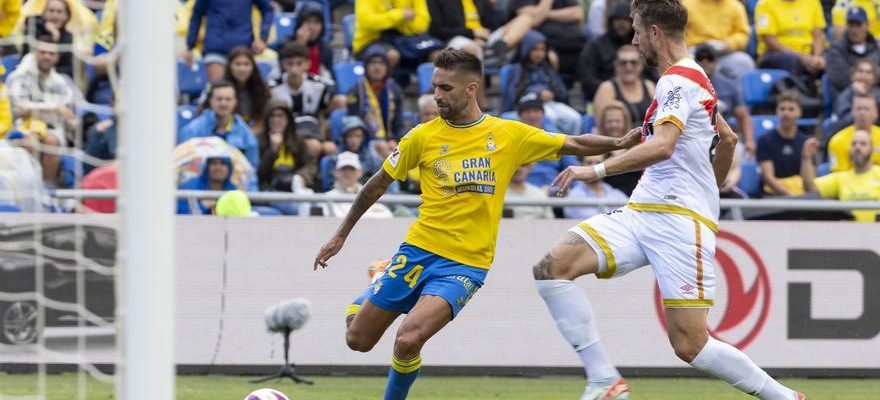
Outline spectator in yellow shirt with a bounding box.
[802,129,880,222]
[682,0,755,81]
[353,0,431,68]
[755,0,827,79]
[828,91,880,172]
[0,0,21,40]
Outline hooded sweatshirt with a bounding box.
[502,31,568,113]
[178,109,260,169]
[577,0,635,100]
[294,2,333,78]
[177,156,236,215]
[347,45,405,140]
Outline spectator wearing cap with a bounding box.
[291,1,334,82]
[335,115,383,181]
[257,99,318,192]
[826,5,880,98]
[179,80,260,169]
[695,45,757,156]
[682,0,755,82]
[562,155,629,220]
[347,44,405,152]
[515,93,579,190]
[828,91,880,172]
[802,129,880,222]
[183,0,274,83]
[271,42,343,122]
[832,1,880,41]
[417,94,439,123]
[321,151,393,218]
[505,163,555,219]
[755,0,827,80]
[592,44,655,129]
[502,31,581,134]
[508,0,586,79]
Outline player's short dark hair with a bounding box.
[776,90,801,107]
[279,41,309,61]
[630,0,688,38]
[434,48,482,79]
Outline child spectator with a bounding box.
[592,45,655,129]
[184,0,274,83]
[221,46,271,135]
[257,99,317,192]
[291,1,334,82]
[271,42,342,120]
[335,115,383,181]
[347,44,405,145]
[502,31,581,134]
[179,80,260,169]
[757,91,810,196]
[562,155,629,219]
[321,151,393,218]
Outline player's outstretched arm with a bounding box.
[553,122,682,195]
[711,114,739,188]
[558,127,642,157]
[313,169,395,270]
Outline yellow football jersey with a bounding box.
[815,165,880,222]
[383,114,566,269]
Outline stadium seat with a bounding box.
[797,118,818,129]
[0,203,22,213]
[746,28,757,59]
[257,61,273,79]
[320,156,336,191]
[817,162,832,177]
[417,63,434,94]
[1,53,20,80]
[499,64,514,90]
[342,14,355,52]
[821,74,832,117]
[177,105,198,132]
[330,108,347,143]
[177,60,208,98]
[333,61,364,94]
[582,114,595,134]
[273,12,298,47]
[751,115,778,141]
[741,69,789,108]
[737,159,762,197]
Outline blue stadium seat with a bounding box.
[741,69,789,108]
[796,118,818,129]
[821,74,832,117]
[1,53,20,80]
[273,12,298,47]
[582,114,595,134]
[499,64,514,90]
[0,203,22,213]
[177,104,198,132]
[257,61,273,79]
[333,61,364,94]
[320,156,336,191]
[737,159,762,197]
[342,14,356,52]
[500,111,519,120]
[417,62,434,94]
[817,162,832,177]
[330,108,347,143]
[177,60,208,98]
[751,115,778,141]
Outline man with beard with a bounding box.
[313,48,641,400]
[802,130,880,222]
[532,0,806,399]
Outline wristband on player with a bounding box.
[594,162,607,179]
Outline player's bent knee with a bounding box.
[672,340,704,363]
[345,331,377,353]
[393,331,424,357]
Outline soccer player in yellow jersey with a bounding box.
[534,1,806,399]
[313,48,641,400]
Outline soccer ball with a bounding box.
[244,388,289,400]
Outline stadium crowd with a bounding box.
[0,0,877,221]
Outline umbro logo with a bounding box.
[680,284,695,293]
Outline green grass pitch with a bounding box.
[0,374,878,399]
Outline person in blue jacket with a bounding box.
[179,80,260,169]
[177,156,237,215]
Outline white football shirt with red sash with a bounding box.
[629,58,721,227]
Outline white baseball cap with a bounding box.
[335,151,362,171]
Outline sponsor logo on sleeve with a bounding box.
[388,148,401,168]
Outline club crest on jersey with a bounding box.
[486,133,496,151]
[439,144,449,155]
[662,86,683,112]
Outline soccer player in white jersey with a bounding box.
[532,0,807,399]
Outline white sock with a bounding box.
[690,336,796,400]
[535,279,620,387]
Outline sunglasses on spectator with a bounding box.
[617,59,640,66]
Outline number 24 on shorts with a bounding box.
[387,255,423,288]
